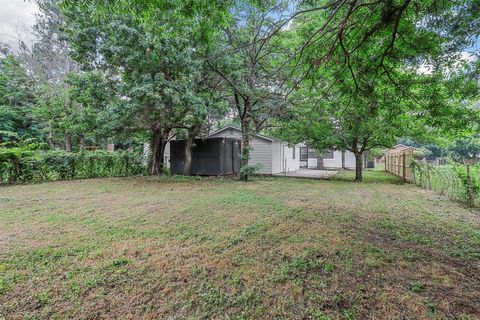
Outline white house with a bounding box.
[160,126,367,173]
[208,126,301,174]
[298,144,368,169]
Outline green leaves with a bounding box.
[0,54,42,143]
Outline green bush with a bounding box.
[0,150,145,184]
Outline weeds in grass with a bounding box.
[0,173,479,319]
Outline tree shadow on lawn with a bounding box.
[332,169,405,184]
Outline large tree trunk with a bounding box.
[64,133,72,152]
[149,128,169,175]
[354,151,363,182]
[240,120,251,182]
[184,124,202,175]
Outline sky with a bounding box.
[0,0,39,51]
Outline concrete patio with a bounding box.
[274,168,338,179]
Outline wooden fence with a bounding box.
[385,149,414,181]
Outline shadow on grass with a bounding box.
[332,169,404,184]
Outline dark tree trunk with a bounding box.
[184,124,202,175]
[184,135,195,175]
[240,120,251,182]
[64,133,72,152]
[354,152,363,182]
[149,128,169,175]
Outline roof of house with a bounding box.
[393,144,419,151]
[208,125,280,143]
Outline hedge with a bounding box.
[0,150,145,184]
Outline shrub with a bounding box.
[239,164,262,181]
[0,150,145,184]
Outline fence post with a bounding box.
[466,164,474,207]
[411,161,416,184]
[426,163,431,189]
[402,153,406,181]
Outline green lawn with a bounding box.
[1,172,479,319]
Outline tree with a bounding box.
[0,47,42,143]
[282,69,413,181]
[62,1,232,174]
[179,64,228,175]
[448,135,480,163]
[20,0,81,151]
[276,0,479,181]
[207,1,292,181]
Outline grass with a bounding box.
[0,171,479,319]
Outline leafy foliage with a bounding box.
[411,161,480,206]
[0,150,144,184]
[0,51,42,142]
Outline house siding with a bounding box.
[271,142,281,174]
[322,151,343,168]
[250,139,273,174]
[344,151,356,168]
[282,144,301,172]
[321,150,361,169]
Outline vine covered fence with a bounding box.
[386,148,480,207]
[410,161,480,207]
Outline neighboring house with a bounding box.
[390,144,419,153]
[298,144,368,169]
[208,126,301,174]
[381,144,420,165]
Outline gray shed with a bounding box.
[170,137,241,176]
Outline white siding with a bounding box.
[307,158,318,169]
[282,144,300,173]
[320,150,357,169]
[250,138,272,174]
[271,142,281,174]
[164,142,171,168]
[322,151,343,169]
[209,127,243,139]
[344,151,356,168]
[142,142,171,169]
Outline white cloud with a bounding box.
[0,0,39,51]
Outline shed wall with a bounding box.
[209,129,273,174]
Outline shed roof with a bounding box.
[208,125,279,142]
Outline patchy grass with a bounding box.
[334,169,404,184]
[0,173,479,319]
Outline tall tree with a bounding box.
[207,1,292,181]
[63,5,203,173]
[276,0,479,181]
[179,63,228,175]
[21,0,80,151]
[0,46,41,143]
